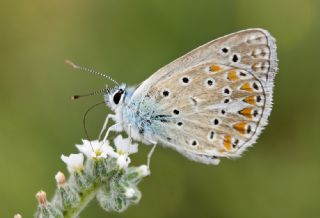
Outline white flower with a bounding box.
[124,187,135,198]
[76,140,117,159]
[61,153,84,173]
[116,154,131,169]
[113,135,138,155]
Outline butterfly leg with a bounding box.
[147,142,157,168]
[128,124,133,144]
[98,114,116,140]
[102,123,122,143]
[127,124,133,152]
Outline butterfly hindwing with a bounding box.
[130,29,277,164]
[152,63,266,157]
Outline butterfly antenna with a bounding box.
[83,101,106,152]
[71,87,109,100]
[65,60,119,86]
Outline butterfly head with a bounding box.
[105,84,127,111]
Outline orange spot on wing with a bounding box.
[210,65,221,72]
[244,96,256,105]
[240,83,253,92]
[239,108,253,119]
[233,122,247,134]
[227,70,239,81]
[223,135,232,151]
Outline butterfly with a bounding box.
[70,28,278,166]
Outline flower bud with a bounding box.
[124,188,135,198]
[35,190,63,217]
[36,191,47,205]
[55,171,66,187]
[138,165,150,177]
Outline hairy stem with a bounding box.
[64,184,99,218]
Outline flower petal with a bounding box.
[113,135,138,154]
[61,153,84,173]
[76,140,115,159]
[116,154,131,169]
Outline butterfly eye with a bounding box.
[113,89,124,104]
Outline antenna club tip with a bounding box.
[71,95,79,100]
[65,60,78,68]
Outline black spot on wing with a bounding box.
[139,128,144,135]
[151,114,172,123]
[138,123,145,135]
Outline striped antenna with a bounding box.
[65,60,119,86]
[71,87,108,100]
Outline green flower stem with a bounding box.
[63,183,99,218]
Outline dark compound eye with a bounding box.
[113,89,124,104]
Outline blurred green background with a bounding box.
[1,0,319,217]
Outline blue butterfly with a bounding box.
[69,28,277,166]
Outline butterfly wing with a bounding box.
[131,29,277,164]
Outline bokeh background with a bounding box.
[1,0,319,217]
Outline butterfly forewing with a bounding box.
[131,29,277,164]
